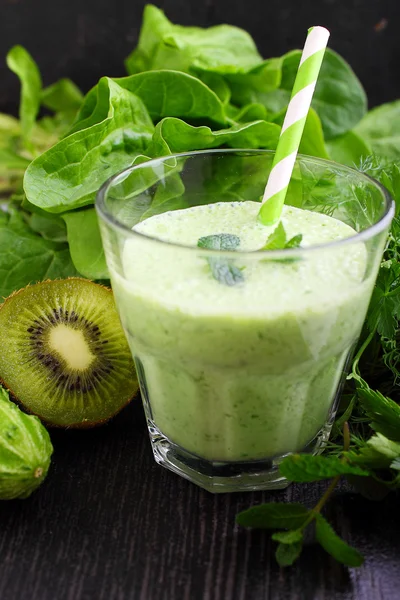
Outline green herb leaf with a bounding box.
[236,502,310,530]
[261,222,303,251]
[315,514,364,567]
[357,383,400,442]
[6,46,42,142]
[262,222,287,250]
[271,529,303,544]
[285,234,303,249]
[275,541,303,567]
[197,233,240,250]
[279,454,370,482]
[197,233,244,286]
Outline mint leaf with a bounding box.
[236,502,310,529]
[262,222,287,250]
[197,233,244,286]
[315,514,364,567]
[279,454,370,482]
[261,222,302,251]
[271,529,303,544]
[197,233,240,250]
[275,541,303,567]
[390,457,400,470]
[285,234,303,248]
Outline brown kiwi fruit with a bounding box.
[0,278,139,427]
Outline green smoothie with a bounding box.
[110,201,371,462]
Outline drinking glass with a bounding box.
[96,149,393,493]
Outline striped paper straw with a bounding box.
[259,26,330,225]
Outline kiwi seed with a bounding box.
[0,278,139,427]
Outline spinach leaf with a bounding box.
[41,78,83,113]
[24,80,154,213]
[63,208,108,279]
[0,210,78,298]
[125,4,263,75]
[354,100,400,161]
[6,46,42,143]
[147,116,280,157]
[326,130,372,166]
[264,49,367,140]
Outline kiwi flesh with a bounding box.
[0,278,138,427]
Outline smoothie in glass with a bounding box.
[111,202,369,460]
[96,149,393,493]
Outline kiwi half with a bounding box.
[0,278,138,427]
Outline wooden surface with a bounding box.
[1,399,400,600]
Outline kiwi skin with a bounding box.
[0,278,139,428]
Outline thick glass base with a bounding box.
[148,420,333,493]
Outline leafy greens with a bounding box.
[1,4,400,570]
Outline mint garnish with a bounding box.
[197,233,244,286]
[261,222,303,251]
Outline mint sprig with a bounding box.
[261,222,303,251]
[197,233,244,286]
[236,423,365,568]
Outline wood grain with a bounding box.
[0,400,399,600]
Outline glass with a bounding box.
[96,149,393,493]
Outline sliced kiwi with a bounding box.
[0,278,138,427]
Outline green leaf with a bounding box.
[114,71,227,125]
[275,541,303,567]
[125,4,263,76]
[147,117,280,157]
[279,49,367,140]
[354,101,400,161]
[197,233,240,250]
[0,210,78,298]
[63,208,109,279]
[41,78,83,113]
[6,46,42,142]
[262,222,287,249]
[24,79,154,213]
[315,514,364,567]
[326,130,372,166]
[236,502,310,530]
[279,454,370,482]
[197,233,244,286]
[391,457,400,471]
[28,210,67,242]
[285,234,303,249]
[357,383,400,442]
[271,529,303,544]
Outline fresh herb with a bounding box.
[237,424,364,568]
[197,233,244,286]
[261,222,303,250]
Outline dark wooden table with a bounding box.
[1,399,399,600]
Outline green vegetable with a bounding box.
[354,101,400,161]
[6,45,41,144]
[0,387,52,499]
[0,209,78,298]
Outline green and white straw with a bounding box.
[259,26,330,225]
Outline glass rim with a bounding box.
[96,148,395,258]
